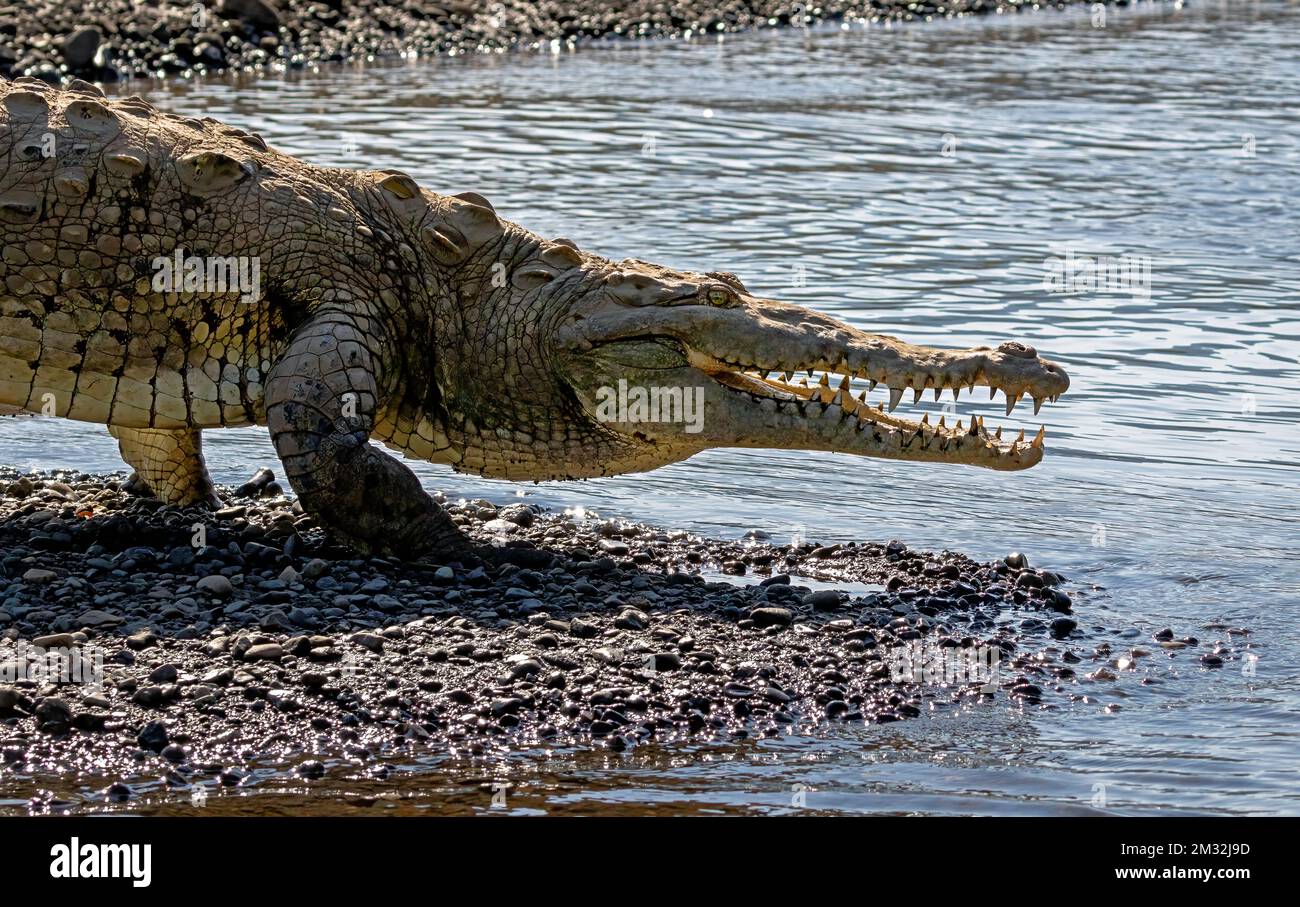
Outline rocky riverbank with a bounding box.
[0,465,1245,813]
[4,0,1115,84]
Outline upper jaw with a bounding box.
[687,299,1069,413]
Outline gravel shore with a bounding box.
[4,0,1108,83]
[0,464,1244,813]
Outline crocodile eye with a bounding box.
[706,287,733,306]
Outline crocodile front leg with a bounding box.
[265,312,470,560]
[108,426,221,507]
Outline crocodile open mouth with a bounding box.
[698,354,1062,469]
[566,271,1069,471]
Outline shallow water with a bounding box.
[3,0,1298,814]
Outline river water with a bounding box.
[2,0,1296,814]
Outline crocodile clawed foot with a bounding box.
[322,517,478,566]
[121,471,152,498]
[120,471,222,509]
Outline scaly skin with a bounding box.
[0,77,1070,559]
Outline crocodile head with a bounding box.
[435,222,1068,481]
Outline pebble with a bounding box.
[34,697,73,729]
[196,575,234,597]
[749,607,793,628]
[76,609,122,627]
[32,633,76,649]
[103,781,132,802]
[614,608,648,630]
[242,643,283,662]
[61,26,101,68]
[126,630,158,651]
[804,590,843,612]
[569,618,599,639]
[136,721,169,752]
[148,663,179,684]
[1050,617,1077,639]
[350,632,385,653]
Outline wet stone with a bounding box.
[749,607,793,628]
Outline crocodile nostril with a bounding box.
[998,341,1037,359]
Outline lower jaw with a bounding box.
[709,375,1043,469]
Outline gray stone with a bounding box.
[77,609,122,627]
[196,575,233,597]
[62,27,101,69]
[614,608,648,630]
[750,607,794,628]
[350,632,384,653]
[242,643,283,662]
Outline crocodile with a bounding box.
[0,77,1069,558]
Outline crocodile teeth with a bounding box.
[815,375,834,404]
[1033,396,1044,415]
[1005,392,1021,417]
[1032,425,1046,449]
[888,387,903,411]
[868,379,878,392]
[911,387,922,404]
[832,377,852,408]
[784,370,795,383]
